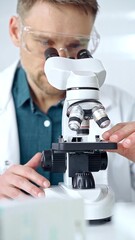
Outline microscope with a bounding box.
[41,48,117,223]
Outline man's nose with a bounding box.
[58,47,69,58]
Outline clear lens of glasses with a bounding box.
[21,26,100,59]
[88,27,100,55]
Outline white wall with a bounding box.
[94,0,135,97]
[0,0,135,97]
[0,0,19,70]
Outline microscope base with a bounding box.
[45,184,115,222]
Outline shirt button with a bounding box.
[44,120,51,127]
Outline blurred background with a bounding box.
[94,0,135,98]
[0,0,18,70]
[0,0,135,97]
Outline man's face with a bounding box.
[10,2,94,98]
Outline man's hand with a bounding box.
[102,122,135,162]
[0,153,50,200]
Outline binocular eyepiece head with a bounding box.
[44,48,92,60]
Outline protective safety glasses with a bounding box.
[20,25,100,59]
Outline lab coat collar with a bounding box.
[0,60,19,111]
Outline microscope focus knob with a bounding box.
[41,150,66,173]
[72,172,95,189]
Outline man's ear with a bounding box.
[9,16,21,47]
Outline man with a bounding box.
[0,0,135,201]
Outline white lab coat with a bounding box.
[0,61,135,202]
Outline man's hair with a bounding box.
[17,0,99,19]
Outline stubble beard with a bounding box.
[30,70,65,97]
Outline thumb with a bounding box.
[25,152,42,169]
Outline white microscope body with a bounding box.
[42,48,117,222]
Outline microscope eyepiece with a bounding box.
[77,49,92,59]
[45,47,59,60]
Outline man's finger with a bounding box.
[25,152,42,169]
[103,122,135,142]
